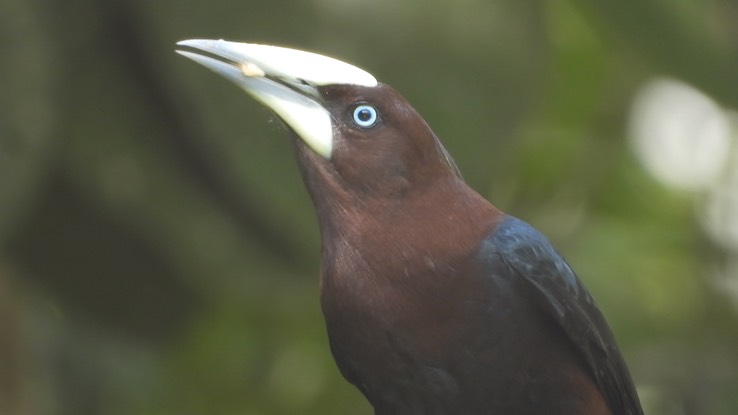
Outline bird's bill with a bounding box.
[176,39,377,159]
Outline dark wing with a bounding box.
[484,215,643,415]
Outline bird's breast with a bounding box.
[317,191,502,375]
[320,245,494,412]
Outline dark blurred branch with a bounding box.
[99,0,307,270]
[8,170,200,343]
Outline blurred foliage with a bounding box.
[1,0,737,414]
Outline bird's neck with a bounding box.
[317,177,503,321]
[325,178,497,255]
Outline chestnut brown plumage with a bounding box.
[177,40,644,415]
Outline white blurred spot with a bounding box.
[629,78,731,191]
[701,122,738,250]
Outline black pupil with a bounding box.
[357,108,373,122]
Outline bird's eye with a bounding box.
[352,105,378,128]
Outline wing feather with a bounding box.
[487,216,643,415]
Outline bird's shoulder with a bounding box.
[477,215,643,415]
[479,215,592,313]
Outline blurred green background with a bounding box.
[2,0,738,414]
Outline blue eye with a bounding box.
[352,104,378,128]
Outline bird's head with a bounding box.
[176,40,462,208]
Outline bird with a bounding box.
[176,39,644,415]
